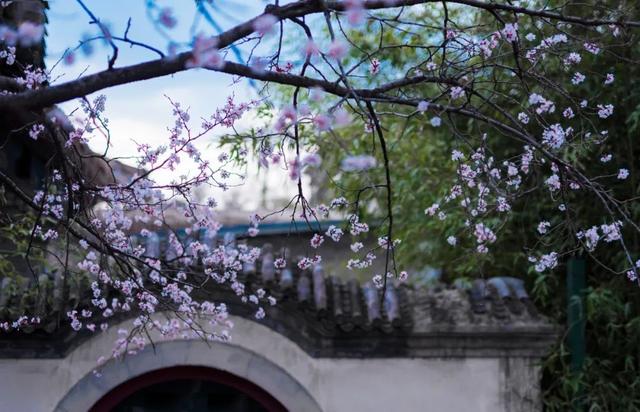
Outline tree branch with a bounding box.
[0,0,636,109]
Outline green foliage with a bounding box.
[212,1,640,407]
[292,4,640,411]
[540,279,640,410]
[0,212,45,278]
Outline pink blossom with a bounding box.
[501,23,518,42]
[350,242,363,252]
[451,150,464,161]
[417,101,429,113]
[158,8,177,29]
[288,157,300,181]
[529,93,555,114]
[250,57,268,72]
[29,124,44,140]
[474,223,496,245]
[327,40,349,60]
[63,51,75,65]
[17,22,44,47]
[610,25,621,37]
[584,42,600,54]
[298,104,311,116]
[303,40,320,57]
[280,105,297,123]
[370,58,380,74]
[545,174,561,191]
[597,104,614,119]
[348,215,369,236]
[253,14,278,36]
[571,72,585,85]
[331,197,348,208]
[333,107,351,126]
[313,114,332,131]
[604,73,615,85]
[450,86,465,100]
[497,197,511,212]
[532,252,558,272]
[310,234,324,248]
[341,155,377,171]
[346,8,365,26]
[326,225,344,242]
[601,222,622,242]
[309,87,325,102]
[542,124,569,149]
[302,153,322,167]
[617,169,629,180]
[297,257,313,270]
[564,52,581,65]
[424,203,439,216]
[537,221,551,234]
[517,112,529,124]
[345,0,366,25]
[274,258,286,269]
[563,107,574,119]
[186,35,223,69]
[275,61,293,73]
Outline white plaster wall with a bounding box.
[0,316,504,412]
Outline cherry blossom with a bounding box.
[604,73,615,85]
[327,40,349,60]
[16,22,44,46]
[571,72,586,85]
[326,225,344,242]
[158,8,177,29]
[28,124,44,140]
[584,42,601,54]
[617,169,629,180]
[310,233,325,248]
[370,58,380,74]
[186,35,223,69]
[2,0,640,370]
[597,104,614,119]
[341,155,377,171]
[252,14,278,36]
[538,221,551,235]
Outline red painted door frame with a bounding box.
[90,365,287,412]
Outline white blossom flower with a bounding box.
[617,168,629,180]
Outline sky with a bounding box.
[44,0,300,213]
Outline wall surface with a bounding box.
[0,315,530,412]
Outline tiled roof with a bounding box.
[0,235,558,358]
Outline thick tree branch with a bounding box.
[0,0,637,110]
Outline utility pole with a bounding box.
[567,256,586,410]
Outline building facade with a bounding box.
[0,256,557,411]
